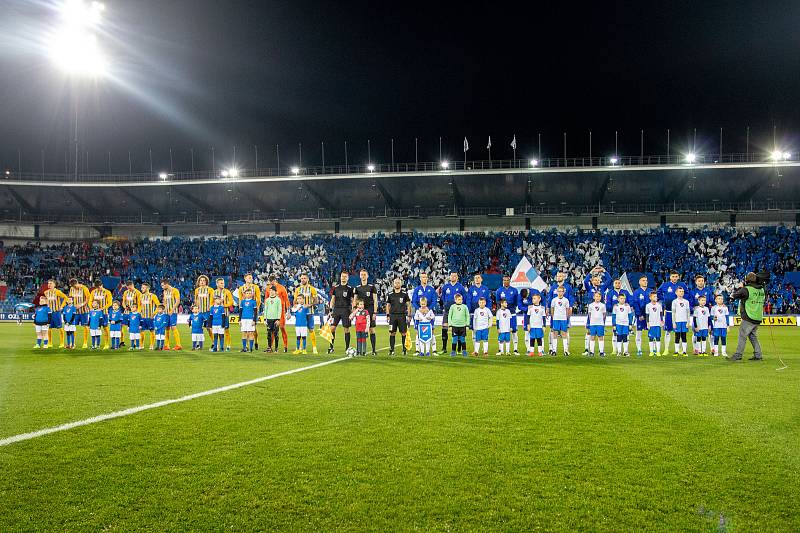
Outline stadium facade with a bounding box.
[1,156,799,240]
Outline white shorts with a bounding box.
[240,319,255,332]
[212,326,225,335]
[130,333,141,340]
[191,333,204,342]
[155,333,166,341]
[110,330,121,339]
[65,324,77,332]
[35,325,49,333]
[90,329,101,337]
[295,326,308,337]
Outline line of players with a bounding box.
[31,266,733,358]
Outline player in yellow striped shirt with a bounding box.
[294,273,319,354]
[68,278,92,348]
[90,279,113,349]
[195,275,213,340]
[161,279,183,350]
[213,277,234,351]
[139,283,161,350]
[122,281,142,347]
[44,279,68,348]
[240,273,262,348]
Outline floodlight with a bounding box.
[770,150,783,161]
[609,156,619,165]
[367,164,375,172]
[158,172,168,180]
[220,170,229,178]
[290,166,300,175]
[783,152,791,160]
[440,161,449,169]
[685,153,697,164]
[530,159,538,167]
[224,167,239,178]
[50,1,108,76]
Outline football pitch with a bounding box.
[1,322,798,531]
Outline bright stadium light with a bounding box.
[222,167,239,178]
[158,172,168,180]
[530,159,538,167]
[770,150,790,162]
[220,170,229,178]
[783,151,791,160]
[49,1,108,77]
[609,156,619,166]
[290,166,300,175]
[685,153,697,164]
[440,161,449,169]
[367,164,376,173]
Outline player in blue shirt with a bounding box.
[62,298,78,349]
[688,275,714,354]
[631,275,651,356]
[33,296,52,349]
[657,270,689,356]
[439,272,468,354]
[107,301,124,350]
[239,289,258,352]
[582,266,612,356]
[88,302,105,349]
[495,275,520,354]
[412,272,438,312]
[127,304,143,350]
[189,305,206,350]
[153,305,168,351]
[209,297,227,352]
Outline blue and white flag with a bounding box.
[510,256,548,293]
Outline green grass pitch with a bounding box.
[1,322,798,531]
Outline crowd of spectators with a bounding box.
[1,226,798,313]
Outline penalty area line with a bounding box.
[0,356,350,448]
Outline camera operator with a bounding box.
[729,271,769,361]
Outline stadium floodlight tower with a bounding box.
[291,166,300,175]
[440,161,449,170]
[530,159,539,167]
[221,167,239,179]
[685,153,697,164]
[158,172,168,181]
[609,156,619,166]
[48,1,108,180]
[367,164,376,173]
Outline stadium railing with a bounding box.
[0,152,787,184]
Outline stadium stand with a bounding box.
[1,226,798,314]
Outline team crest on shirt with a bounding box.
[472,291,477,296]
[446,288,451,294]
[668,287,673,292]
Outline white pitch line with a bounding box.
[0,356,350,448]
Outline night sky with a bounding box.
[1,0,799,173]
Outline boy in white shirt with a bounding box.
[645,291,664,357]
[671,287,691,356]
[549,286,572,356]
[586,291,607,357]
[612,293,634,357]
[527,293,546,356]
[692,295,711,356]
[710,294,730,357]
[495,299,513,355]
[472,297,493,356]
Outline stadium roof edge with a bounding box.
[3,161,799,188]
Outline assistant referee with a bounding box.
[328,272,354,353]
[385,278,412,356]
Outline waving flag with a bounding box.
[510,256,549,293]
[620,272,634,295]
[487,136,492,149]
[511,135,517,150]
[463,137,469,153]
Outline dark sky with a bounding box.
[1,0,799,173]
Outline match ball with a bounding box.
[346,347,357,358]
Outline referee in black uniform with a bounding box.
[385,277,412,356]
[354,269,379,355]
[328,272,354,354]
